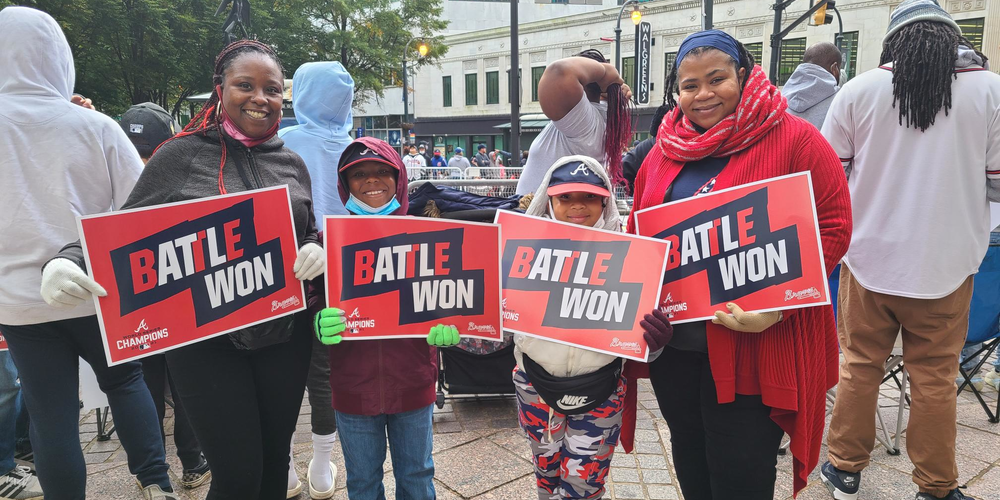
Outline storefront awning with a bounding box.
[495,114,550,133]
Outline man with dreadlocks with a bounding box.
[820,1,1000,500]
[515,50,633,196]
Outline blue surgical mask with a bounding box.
[345,194,401,216]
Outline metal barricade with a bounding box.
[409,177,634,219]
[406,166,465,181]
[408,179,520,200]
[471,167,524,181]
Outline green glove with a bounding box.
[314,308,346,345]
[427,324,460,347]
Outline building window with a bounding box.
[442,76,452,107]
[531,66,546,102]
[957,18,985,51]
[664,52,677,76]
[486,71,499,104]
[778,37,806,86]
[744,42,763,66]
[465,73,477,106]
[622,56,635,91]
[840,32,859,81]
[507,68,522,103]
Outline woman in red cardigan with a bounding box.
[623,30,851,499]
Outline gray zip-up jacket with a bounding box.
[56,131,319,270]
[783,63,839,130]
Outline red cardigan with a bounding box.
[623,114,852,495]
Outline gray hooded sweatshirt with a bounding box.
[0,6,143,326]
[783,63,839,130]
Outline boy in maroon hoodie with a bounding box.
[310,137,459,499]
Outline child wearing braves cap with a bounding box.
[513,155,673,500]
[310,136,460,499]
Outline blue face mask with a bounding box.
[345,194,401,215]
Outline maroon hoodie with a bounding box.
[309,136,438,415]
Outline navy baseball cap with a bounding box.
[338,142,397,172]
[546,160,611,197]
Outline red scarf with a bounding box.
[657,65,787,162]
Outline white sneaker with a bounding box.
[957,372,984,391]
[0,466,42,500]
[307,460,337,500]
[985,370,1000,391]
[287,478,303,499]
[141,484,180,500]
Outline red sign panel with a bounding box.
[495,211,670,362]
[79,186,306,366]
[633,172,830,324]
[324,216,503,341]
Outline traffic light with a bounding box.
[810,0,834,26]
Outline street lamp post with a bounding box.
[402,37,429,130]
[614,0,642,73]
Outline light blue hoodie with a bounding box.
[278,61,354,219]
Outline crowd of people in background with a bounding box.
[1,0,999,500]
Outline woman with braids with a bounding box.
[49,39,325,499]
[820,1,1000,499]
[620,29,851,499]
[515,49,633,196]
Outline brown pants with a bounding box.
[827,266,973,497]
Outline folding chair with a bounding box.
[876,334,907,455]
[956,234,1000,424]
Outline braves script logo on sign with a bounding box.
[340,228,485,324]
[109,199,285,327]
[785,287,822,301]
[271,295,301,312]
[502,239,642,330]
[610,337,642,353]
[653,187,803,304]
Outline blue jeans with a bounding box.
[0,351,28,475]
[335,405,435,500]
[0,316,170,499]
[960,343,1000,373]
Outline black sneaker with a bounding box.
[179,455,211,489]
[0,466,43,500]
[915,488,977,500]
[820,461,860,500]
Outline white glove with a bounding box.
[293,243,325,281]
[711,302,782,333]
[40,258,107,308]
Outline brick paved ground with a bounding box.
[78,355,1000,499]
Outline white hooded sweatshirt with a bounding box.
[0,6,143,326]
[514,155,623,378]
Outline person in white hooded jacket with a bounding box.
[0,6,176,500]
[512,155,673,500]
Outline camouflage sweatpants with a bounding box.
[513,367,626,500]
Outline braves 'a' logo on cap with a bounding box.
[570,163,592,177]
